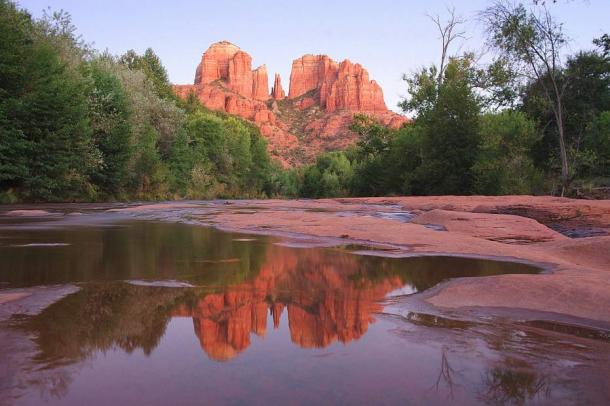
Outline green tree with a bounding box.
[0,0,34,195]
[522,46,610,185]
[132,125,169,199]
[473,111,542,194]
[0,0,92,201]
[403,58,481,195]
[119,48,174,99]
[481,2,570,194]
[384,125,424,195]
[83,60,132,197]
[168,128,193,196]
[581,112,610,178]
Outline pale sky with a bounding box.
[19,0,610,113]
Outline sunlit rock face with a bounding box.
[252,65,269,101]
[195,41,239,85]
[173,41,408,167]
[289,55,386,113]
[271,73,285,100]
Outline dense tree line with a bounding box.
[1,1,608,202]
[293,3,609,198]
[0,1,278,202]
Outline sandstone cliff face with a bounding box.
[288,55,338,99]
[195,40,240,85]
[174,41,408,167]
[252,65,269,101]
[325,60,386,112]
[288,55,386,113]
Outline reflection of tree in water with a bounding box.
[479,358,550,405]
[399,312,557,405]
[0,221,270,287]
[9,283,190,402]
[433,347,458,401]
[22,283,188,363]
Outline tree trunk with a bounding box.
[556,101,569,196]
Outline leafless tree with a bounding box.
[426,7,467,87]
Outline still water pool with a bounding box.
[0,219,608,405]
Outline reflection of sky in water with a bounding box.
[385,285,417,297]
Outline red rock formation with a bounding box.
[271,73,285,100]
[252,65,269,100]
[173,41,408,167]
[325,60,387,112]
[195,40,240,85]
[288,55,338,99]
[227,51,253,96]
[289,55,387,113]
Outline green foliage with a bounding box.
[398,65,439,117]
[183,112,264,197]
[119,48,174,100]
[82,60,132,197]
[0,1,277,202]
[0,0,34,188]
[581,112,610,178]
[523,47,610,184]
[407,58,482,195]
[168,128,193,196]
[351,114,393,156]
[382,125,424,195]
[267,168,300,198]
[481,1,572,194]
[0,0,92,201]
[299,152,353,198]
[132,125,170,199]
[473,112,543,194]
[593,33,610,58]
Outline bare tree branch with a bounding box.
[427,6,467,86]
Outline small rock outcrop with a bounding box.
[271,73,285,100]
[174,41,408,167]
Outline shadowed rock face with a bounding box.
[173,41,408,167]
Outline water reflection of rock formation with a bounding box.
[18,226,539,365]
[172,248,404,361]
